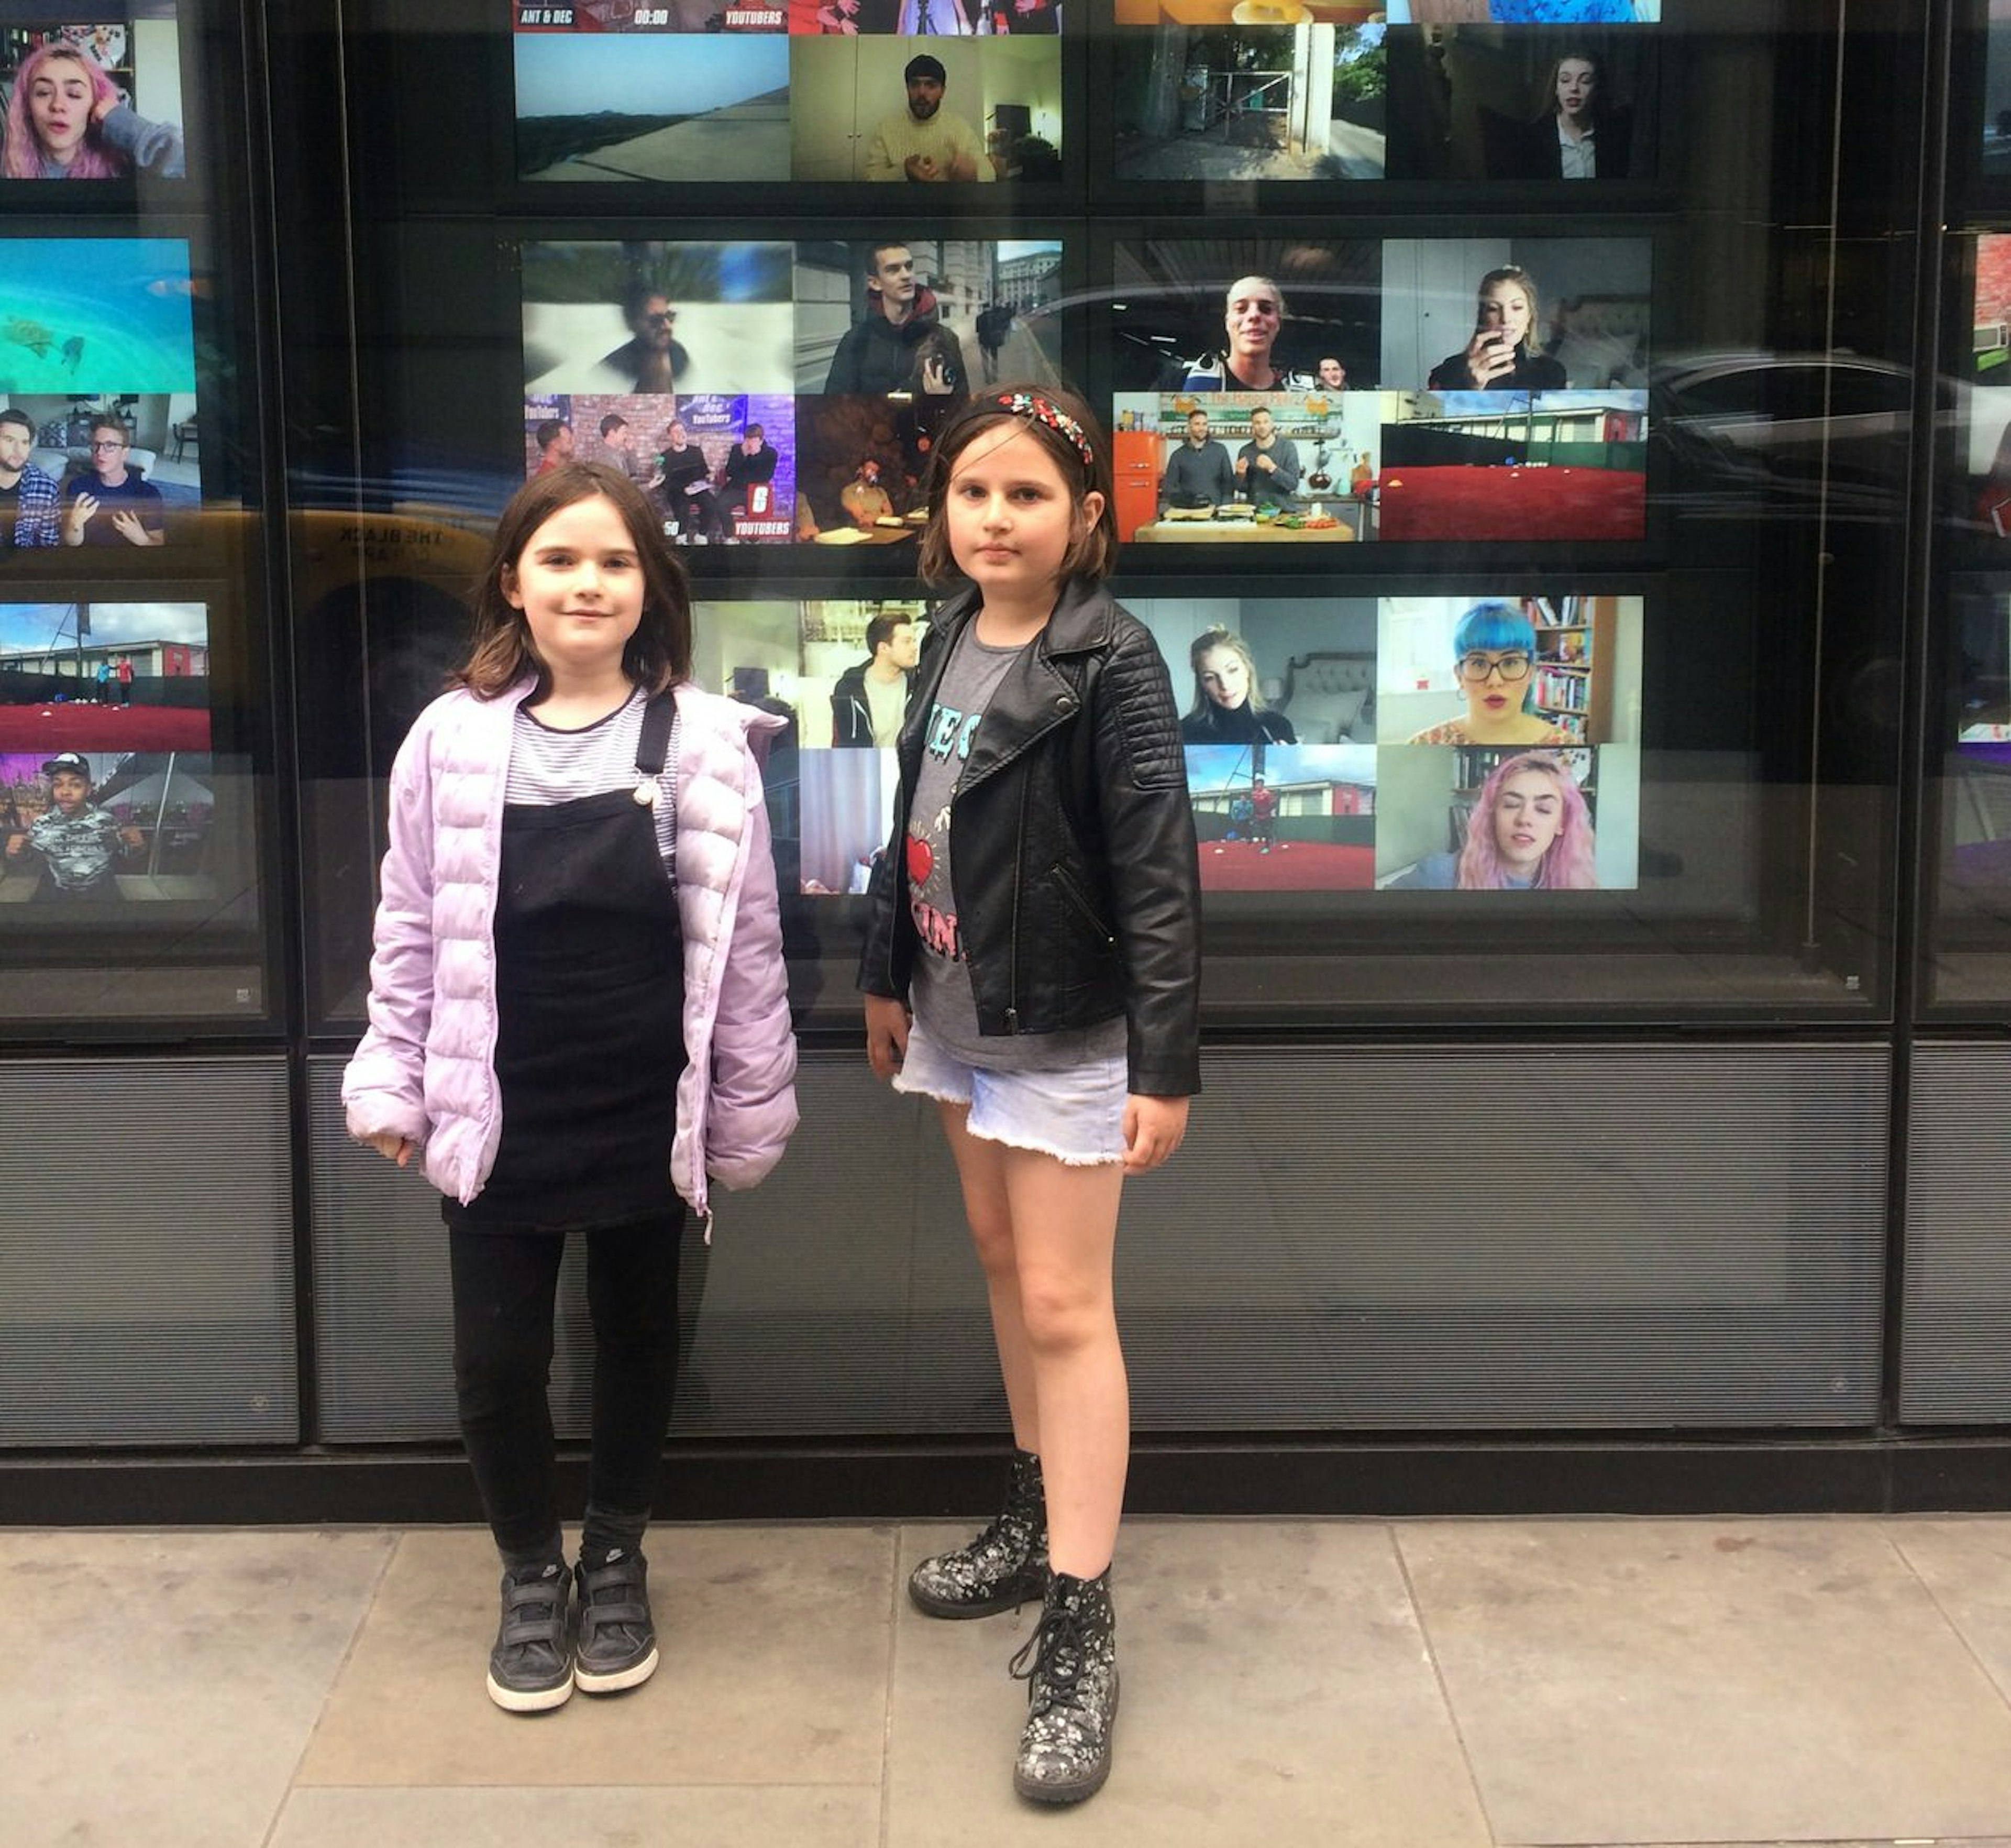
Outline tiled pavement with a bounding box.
[15,1515,2011,1846]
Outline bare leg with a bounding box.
[998,1145,1126,1579]
[937,1101,1040,1453]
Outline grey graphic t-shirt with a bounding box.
[906,626,1125,1072]
[28,804,125,892]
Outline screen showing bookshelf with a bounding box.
[704,589,1643,904]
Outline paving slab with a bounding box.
[1895,1516,2011,1710]
[1,1529,393,1848]
[885,1517,1492,1848]
[269,1784,879,1847]
[1399,1518,2011,1845]
[295,1524,895,1789]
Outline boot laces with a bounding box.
[1009,1604,1087,1713]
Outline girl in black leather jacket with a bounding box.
[859,384,1200,1807]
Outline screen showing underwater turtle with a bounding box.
[0,235,201,546]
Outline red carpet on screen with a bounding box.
[1198,839,1375,892]
[0,704,213,753]
[1376,466,1645,542]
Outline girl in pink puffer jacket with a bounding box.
[342,461,796,1717]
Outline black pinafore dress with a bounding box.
[445,695,687,1235]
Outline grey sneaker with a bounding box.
[573,1549,659,1694]
[485,1561,573,1713]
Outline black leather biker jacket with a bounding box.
[858,578,1201,1098]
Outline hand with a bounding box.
[1121,1094,1188,1174]
[864,994,911,1082]
[1458,328,1518,388]
[1234,455,1249,476]
[92,92,118,124]
[921,353,952,395]
[1255,453,1274,474]
[110,508,157,546]
[904,153,940,181]
[361,1131,415,1167]
[4,832,23,859]
[67,493,98,542]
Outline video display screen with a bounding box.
[0,4,185,184]
[512,10,1062,184]
[1970,234,2011,543]
[514,32,789,181]
[509,235,1655,550]
[1384,24,1657,183]
[1988,2,2011,178]
[516,1,786,29]
[1381,2,1662,21]
[0,599,218,908]
[791,38,1059,182]
[1371,591,1640,891]
[0,235,201,551]
[697,590,1642,901]
[1940,580,2011,906]
[514,0,1059,35]
[1111,14,1386,183]
[518,235,1067,547]
[1109,236,1648,544]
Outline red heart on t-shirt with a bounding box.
[906,833,933,884]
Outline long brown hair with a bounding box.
[916,382,1117,587]
[454,463,692,699]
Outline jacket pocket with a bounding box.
[1049,862,1117,950]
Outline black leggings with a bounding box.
[448,1212,684,1562]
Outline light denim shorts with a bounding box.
[892,1020,1128,1167]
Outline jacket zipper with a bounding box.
[1007,773,1030,1032]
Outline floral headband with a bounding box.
[996,391,1093,468]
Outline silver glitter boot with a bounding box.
[1010,1567,1119,1805]
[908,1447,1048,1619]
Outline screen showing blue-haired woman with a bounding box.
[1406,601,1576,746]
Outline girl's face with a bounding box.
[944,424,1100,604]
[1493,768,1566,873]
[501,493,645,683]
[1555,59,1596,120]
[29,55,95,163]
[1197,644,1251,711]
[1476,278,1534,348]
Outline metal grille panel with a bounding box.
[0,1056,297,1446]
[1902,1042,2011,1423]
[310,1043,1888,1438]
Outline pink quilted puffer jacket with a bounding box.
[341,678,798,1227]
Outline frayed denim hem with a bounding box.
[892,1063,1126,1168]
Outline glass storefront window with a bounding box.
[274,0,1911,1036]
[0,0,283,1033]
